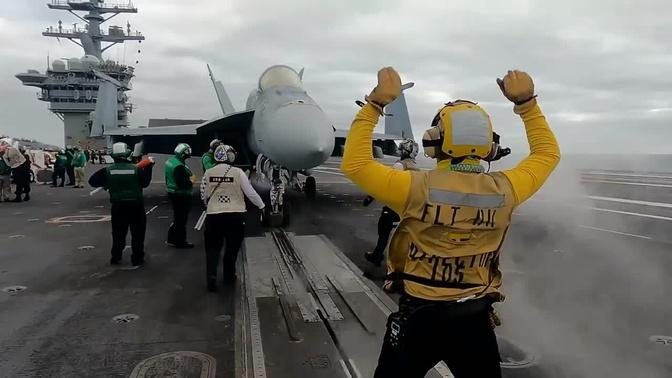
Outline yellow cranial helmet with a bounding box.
[422,100,494,160]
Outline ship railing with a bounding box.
[50,0,136,10]
[99,64,130,73]
[45,26,142,39]
[106,30,144,38]
[100,1,136,9]
[45,26,87,34]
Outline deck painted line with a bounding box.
[338,360,353,378]
[318,181,352,184]
[348,359,362,378]
[590,207,672,221]
[578,225,652,240]
[145,205,158,215]
[313,169,345,176]
[582,179,672,188]
[527,198,672,221]
[317,166,342,171]
[583,171,672,179]
[588,195,672,209]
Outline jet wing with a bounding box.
[106,124,200,136]
[332,83,414,157]
[333,128,403,141]
[332,127,404,157]
[107,110,256,166]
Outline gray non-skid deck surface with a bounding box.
[4,158,671,377]
[241,233,447,378]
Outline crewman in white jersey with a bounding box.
[200,144,265,292]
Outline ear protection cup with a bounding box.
[482,132,501,162]
[422,126,443,158]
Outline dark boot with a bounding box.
[166,223,176,246]
[207,276,217,292]
[23,194,30,202]
[222,271,237,285]
[12,195,21,203]
[364,251,384,266]
[131,259,145,266]
[131,257,145,267]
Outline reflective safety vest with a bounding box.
[201,152,216,172]
[55,155,68,169]
[397,158,418,171]
[65,150,73,166]
[72,152,87,168]
[387,169,515,302]
[165,156,193,195]
[106,163,143,203]
[203,164,247,214]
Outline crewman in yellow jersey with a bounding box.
[341,67,560,378]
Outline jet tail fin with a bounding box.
[207,64,236,115]
[385,82,415,140]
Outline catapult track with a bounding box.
[234,229,452,378]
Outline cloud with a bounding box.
[1,0,671,153]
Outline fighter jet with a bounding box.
[96,64,414,226]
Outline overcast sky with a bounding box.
[1,0,671,153]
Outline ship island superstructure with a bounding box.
[15,0,145,149]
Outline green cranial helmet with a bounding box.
[111,142,132,159]
[174,143,192,158]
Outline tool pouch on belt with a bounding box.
[385,299,415,353]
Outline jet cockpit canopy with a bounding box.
[259,65,302,91]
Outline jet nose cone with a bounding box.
[303,144,332,166]
[265,104,334,169]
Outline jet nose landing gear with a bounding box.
[255,155,317,227]
[304,176,316,199]
[264,201,291,228]
[255,154,293,228]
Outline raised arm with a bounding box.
[340,68,411,214]
[497,70,561,205]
